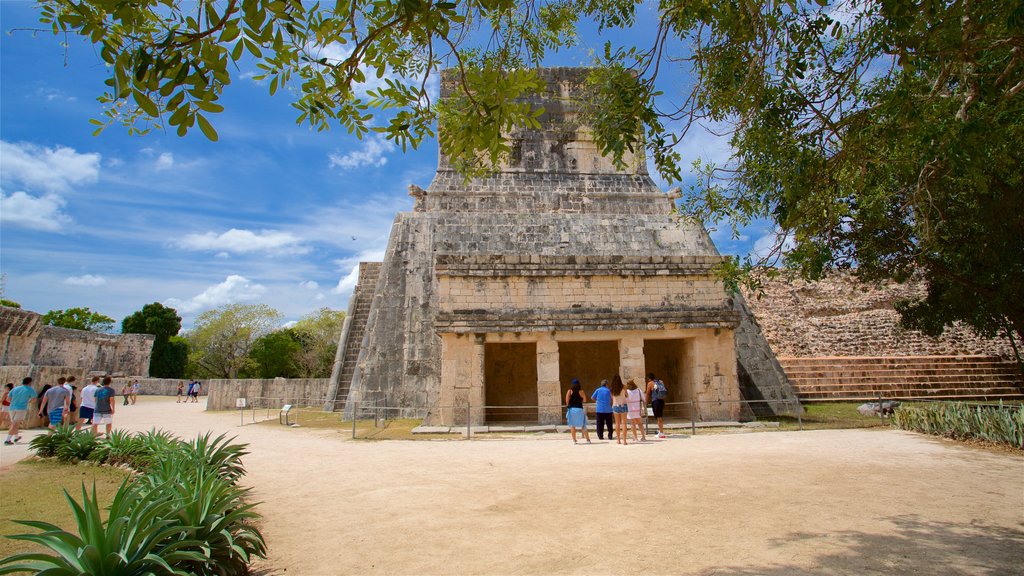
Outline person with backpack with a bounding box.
[645,373,668,438]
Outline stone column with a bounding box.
[691,329,740,421]
[536,336,561,424]
[439,333,486,426]
[619,335,646,384]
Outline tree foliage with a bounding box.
[41,307,116,332]
[184,304,282,378]
[0,299,21,308]
[122,302,188,378]
[243,330,301,378]
[36,0,1024,345]
[290,307,346,378]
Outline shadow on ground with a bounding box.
[703,515,1024,575]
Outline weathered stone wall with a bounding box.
[1,306,44,365]
[0,305,154,376]
[744,273,1014,358]
[206,378,330,411]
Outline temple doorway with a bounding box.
[643,338,694,418]
[557,340,620,398]
[484,342,538,422]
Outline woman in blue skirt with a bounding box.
[564,379,591,444]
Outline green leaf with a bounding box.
[196,114,219,141]
[133,90,160,117]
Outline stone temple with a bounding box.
[325,67,796,425]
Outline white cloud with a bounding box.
[299,280,319,290]
[165,275,267,314]
[0,190,72,231]
[331,248,386,297]
[674,122,734,168]
[0,140,101,192]
[64,274,107,286]
[333,266,361,296]
[328,135,392,170]
[177,228,309,255]
[750,227,796,264]
[155,152,174,171]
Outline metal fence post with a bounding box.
[466,402,471,439]
[795,398,803,431]
[690,400,696,435]
[352,400,358,439]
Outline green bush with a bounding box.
[28,425,78,458]
[3,430,266,574]
[0,483,206,575]
[88,429,145,467]
[893,401,1024,449]
[55,431,99,464]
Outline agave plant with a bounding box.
[55,430,99,464]
[893,401,1024,449]
[136,459,266,576]
[28,424,78,458]
[88,429,144,467]
[0,482,206,575]
[185,432,250,482]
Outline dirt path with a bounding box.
[3,397,1022,575]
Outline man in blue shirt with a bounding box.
[590,379,614,441]
[5,377,37,445]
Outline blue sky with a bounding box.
[0,2,767,330]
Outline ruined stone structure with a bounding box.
[743,273,1016,358]
[0,305,153,387]
[326,68,797,424]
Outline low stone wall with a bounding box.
[744,273,1014,358]
[205,378,330,411]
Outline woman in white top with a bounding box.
[625,379,646,442]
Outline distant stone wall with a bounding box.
[0,306,154,376]
[744,273,1014,358]
[206,378,330,411]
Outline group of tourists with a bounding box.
[564,373,669,444]
[1,374,118,445]
[176,380,202,403]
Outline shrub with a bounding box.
[88,429,145,467]
[892,401,1024,449]
[0,483,205,575]
[28,425,77,458]
[55,431,99,464]
[4,430,267,574]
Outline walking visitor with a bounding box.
[40,379,70,430]
[176,381,185,403]
[130,379,140,405]
[92,376,116,436]
[77,376,100,431]
[4,378,35,445]
[0,383,12,428]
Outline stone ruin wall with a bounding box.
[0,306,154,385]
[743,273,1014,358]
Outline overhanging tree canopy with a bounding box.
[31,0,1024,346]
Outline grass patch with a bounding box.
[251,407,454,440]
[0,459,128,560]
[759,402,893,431]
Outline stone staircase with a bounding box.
[328,262,381,411]
[780,355,1024,402]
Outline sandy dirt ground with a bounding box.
[2,396,1022,575]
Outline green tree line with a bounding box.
[17,300,344,380]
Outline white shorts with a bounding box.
[10,409,27,423]
[1,405,9,412]
[93,413,114,425]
